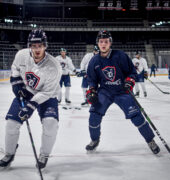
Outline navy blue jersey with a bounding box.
[151,64,157,71]
[87,50,137,95]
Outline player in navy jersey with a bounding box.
[85,30,160,154]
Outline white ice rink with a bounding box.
[0,76,170,180]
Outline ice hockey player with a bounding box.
[77,45,99,106]
[150,64,157,77]
[85,30,160,155]
[0,29,62,169]
[132,51,148,97]
[56,48,77,104]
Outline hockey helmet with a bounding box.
[96,30,112,43]
[60,48,67,52]
[27,29,48,47]
[135,51,141,55]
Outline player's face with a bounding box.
[136,54,140,59]
[30,43,46,63]
[61,51,66,58]
[98,38,111,54]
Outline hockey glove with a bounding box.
[73,69,79,76]
[86,87,98,105]
[10,76,28,99]
[144,71,148,79]
[124,77,135,93]
[77,70,87,77]
[18,101,38,121]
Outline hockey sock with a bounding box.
[5,120,21,155]
[40,117,58,156]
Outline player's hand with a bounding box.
[10,76,29,99]
[124,77,135,93]
[73,69,79,76]
[86,87,98,105]
[77,70,86,77]
[76,71,81,77]
[144,71,148,79]
[18,101,38,121]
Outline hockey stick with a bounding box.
[147,78,170,94]
[20,97,44,180]
[128,90,170,153]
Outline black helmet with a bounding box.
[96,30,112,43]
[27,29,48,47]
[135,51,141,55]
[94,45,99,52]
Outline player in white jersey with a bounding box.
[0,29,62,169]
[77,46,99,106]
[132,51,148,97]
[56,48,77,104]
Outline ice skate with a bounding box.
[0,144,18,169]
[148,139,160,154]
[144,92,147,97]
[134,91,140,97]
[65,99,71,104]
[36,154,49,169]
[81,100,89,107]
[86,140,100,152]
[0,154,15,169]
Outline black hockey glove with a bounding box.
[73,69,79,76]
[86,87,98,105]
[10,76,29,99]
[18,101,38,121]
[124,77,135,93]
[77,70,87,77]
[144,71,148,79]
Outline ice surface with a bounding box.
[0,76,170,180]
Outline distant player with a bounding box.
[78,45,99,106]
[0,29,62,169]
[85,30,160,154]
[150,64,157,77]
[56,48,77,104]
[132,51,148,97]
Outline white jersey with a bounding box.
[132,57,148,74]
[80,52,94,72]
[56,55,75,75]
[11,48,62,105]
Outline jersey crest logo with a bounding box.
[135,62,139,67]
[60,62,66,69]
[25,72,40,89]
[102,66,116,82]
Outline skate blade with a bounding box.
[81,104,89,107]
[36,167,46,173]
[0,163,12,171]
[86,148,97,154]
[36,163,47,172]
[65,102,71,105]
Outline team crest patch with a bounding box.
[135,62,139,67]
[102,66,116,82]
[25,72,40,89]
[60,62,66,69]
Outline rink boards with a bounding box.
[0,69,169,82]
